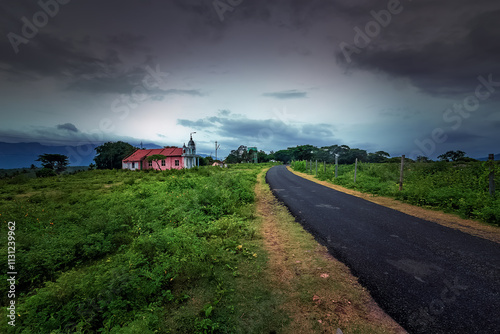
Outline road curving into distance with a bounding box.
[266,165,500,334]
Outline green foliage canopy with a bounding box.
[94,141,136,169]
[36,153,69,174]
[438,150,466,162]
[226,145,250,163]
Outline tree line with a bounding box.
[224,144,480,165]
[24,141,478,178]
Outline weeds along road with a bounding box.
[266,165,500,334]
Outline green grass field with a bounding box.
[292,160,500,226]
[4,160,496,332]
[0,165,286,333]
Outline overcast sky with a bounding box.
[1,0,499,159]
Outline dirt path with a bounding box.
[255,169,407,333]
[287,167,500,244]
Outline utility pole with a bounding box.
[489,154,495,197]
[335,154,338,178]
[215,141,220,161]
[399,155,405,191]
[354,158,358,183]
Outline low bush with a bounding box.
[35,168,57,178]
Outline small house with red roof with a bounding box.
[122,135,199,170]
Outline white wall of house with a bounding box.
[122,161,139,170]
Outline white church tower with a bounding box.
[182,132,198,168]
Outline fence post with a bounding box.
[315,160,318,176]
[354,158,358,183]
[335,155,338,178]
[324,161,326,174]
[399,155,405,191]
[489,154,495,197]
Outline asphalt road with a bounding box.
[266,165,500,334]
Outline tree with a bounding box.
[257,150,269,163]
[36,168,57,178]
[147,154,167,170]
[273,149,293,164]
[387,156,415,163]
[416,155,432,163]
[292,145,316,161]
[94,141,136,169]
[339,148,367,164]
[226,145,250,163]
[437,150,466,162]
[315,147,332,162]
[200,156,214,166]
[199,156,214,166]
[367,151,390,163]
[36,154,69,174]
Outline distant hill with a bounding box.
[132,143,163,149]
[0,142,211,169]
[0,142,100,169]
[477,153,500,161]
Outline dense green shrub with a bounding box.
[35,168,57,178]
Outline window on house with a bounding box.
[175,160,179,166]
[148,161,152,167]
[132,162,135,168]
[161,160,165,166]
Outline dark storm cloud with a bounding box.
[0,126,143,146]
[163,89,205,97]
[170,0,365,37]
[177,113,335,149]
[0,32,118,81]
[379,107,420,120]
[0,1,46,28]
[177,119,215,128]
[422,130,488,158]
[67,73,205,97]
[440,131,484,146]
[57,123,79,132]
[65,64,205,97]
[262,89,307,99]
[335,1,500,97]
[65,71,143,94]
[220,0,371,30]
[302,124,333,137]
[172,0,214,18]
[106,33,149,53]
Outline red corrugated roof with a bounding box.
[123,147,183,162]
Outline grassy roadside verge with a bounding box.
[255,169,407,333]
[287,167,500,244]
